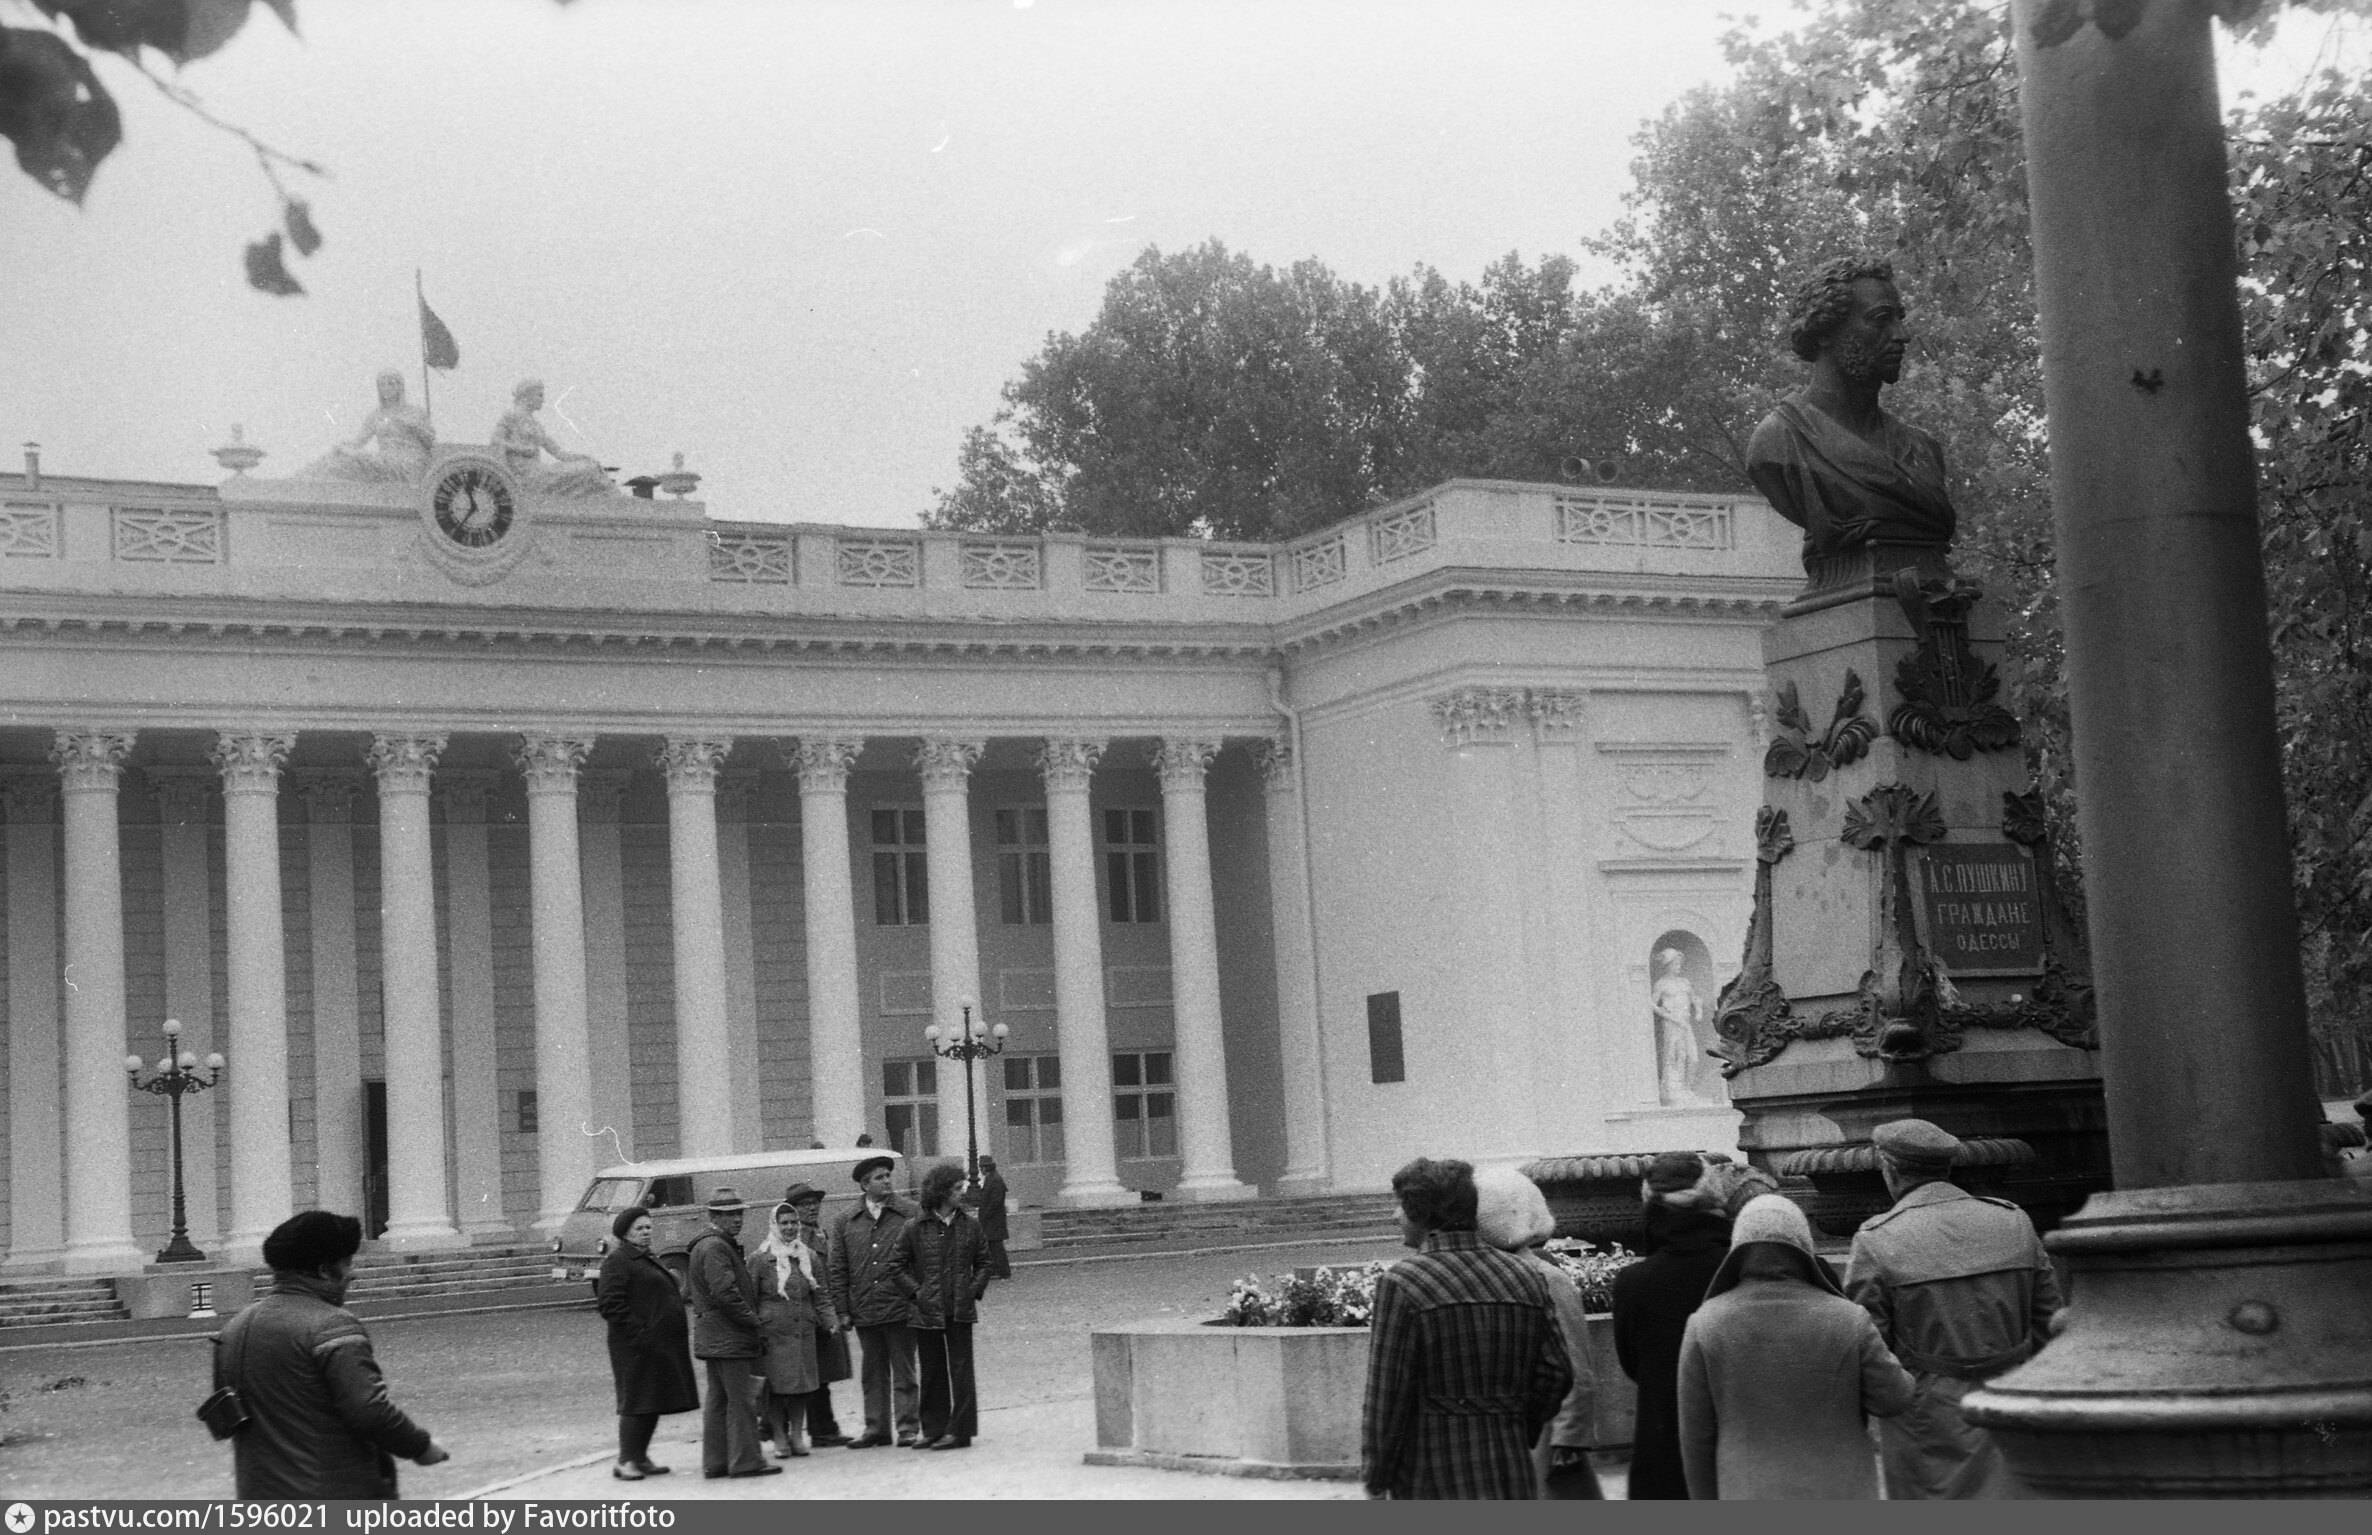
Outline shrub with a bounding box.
[1217,1261,1389,1327]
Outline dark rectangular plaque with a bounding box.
[1916,844,2045,977]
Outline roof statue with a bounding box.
[296,369,436,484]
[492,378,617,498]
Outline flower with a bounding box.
[1213,1261,1391,1327]
[1544,1238,1642,1313]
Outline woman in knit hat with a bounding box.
[1608,1150,1731,1499]
[1474,1165,1602,1499]
[1676,1194,1915,1499]
[595,1205,701,1480]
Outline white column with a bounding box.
[716,771,765,1151]
[296,772,365,1217]
[149,768,222,1250]
[2,772,65,1269]
[1256,738,1329,1196]
[1154,737,1253,1202]
[578,771,636,1166]
[915,738,988,1166]
[214,733,297,1257]
[54,730,142,1272]
[790,738,866,1147]
[366,733,461,1250]
[659,735,736,1159]
[437,773,507,1238]
[518,735,599,1231]
[1040,738,1129,1206]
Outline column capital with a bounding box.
[366,733,447,793]
[1036,737,1106,793]
[914,737,984,789]
[715,769,761,821]
[1251,736,1294,789]
[1,766,60,820]
[657,735,733,793]
[578,769,634,824]
[292,770,362,823]
[212,732,296,795]
[515,734,595,794]
[787,736,864,795]
[1527,688,1590,744]
[50,730,134,793]
[148,767,215,825]
[1152,737,1221,792]
[1429,687,1527,748]
[434,770,501,824]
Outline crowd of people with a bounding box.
[1359,1118,2063,1500]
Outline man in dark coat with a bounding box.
[213,1210,449,1498]
[829,1154,921,1447]
[887,1161,994,1449]
[1361,1157,1572,1500]
[1610,1151,1732,1500]
[685,1186,778,1480]
[975,1154,1012,1280]
[1846,1119,2062,1499]
[595,1204,699,1480]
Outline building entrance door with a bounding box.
[363,1081,389,1238]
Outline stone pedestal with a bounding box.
[114,1266,254,1320]
[1715,552,2108,1230]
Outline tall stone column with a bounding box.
[366,733,461,1250]
[716,771,765,1151]
[1039,738,1128,1206]
[1153,738,1252,1202]
[915,738,988,1162]
[790,738,866,1147]
[659,736,736,1159]
[437,773,506,1238]
[149,768,222,1249]
[578,771,636,1166]
[213,733,297,1257]
[518,735,598,1231]
[53,730,142,1272]
[295,772,365,1216]
[1255,738,1329,1196]
[2,771,65,1269]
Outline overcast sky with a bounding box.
[1,0,2357,527]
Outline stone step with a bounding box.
[0,1296,130,1327]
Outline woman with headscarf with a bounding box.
[1473,1164,1602,1499]
[1608,1151,1733,1499]
[1677,1194,1915,1499]
[752,1198,838,1457]
[595,1205,700,1481]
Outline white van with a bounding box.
[551,1147,910,1288]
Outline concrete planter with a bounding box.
[1087,1313,1637,1480]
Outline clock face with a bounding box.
[432,464,516,549]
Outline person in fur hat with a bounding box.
[1474,1165,1602,1498]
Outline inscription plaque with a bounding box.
[1916,843,2045,976]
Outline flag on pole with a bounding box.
[419,287,460,371]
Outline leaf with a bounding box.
[282,195,320,255]
[0,26,122,203]
[243,230,304,296]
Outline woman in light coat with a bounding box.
[1474,1165,1601,1499]
[1677,1194,1916,1499]
[751,1200,838,1458]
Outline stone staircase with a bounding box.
[1033,1191,1403,1253]
[0,1275,130,1329]
[324,1242,575,1305]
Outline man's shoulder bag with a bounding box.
[196,1312,252,1441]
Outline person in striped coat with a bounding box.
[1361,1158,1574,1500]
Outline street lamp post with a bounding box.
[126,1017,225,1265]
[925,997,1007,1190]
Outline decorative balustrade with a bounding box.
[1,504,59,559]
[834,536,922,588]
[1366,501,1436,565]
[1084,542,1161,593]
[113,507,223,564]
[707,531,794,583]
[1554,492,1733,550]
[960,539,1042,590]
[1290,534,1347,592]
[1199,547,1274,598]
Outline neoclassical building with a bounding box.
[0,443,1795,1272]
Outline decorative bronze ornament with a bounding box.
[1886,573,2022,758]
[1761,671,1879,780]
[1711,808,1796,1072]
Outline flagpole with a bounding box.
[416,269,433,425]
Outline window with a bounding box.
[577,1177,644,1213]
[1104,808,1161,923]
[996,807,1052,925]
[515,1089,540,1134]
[882,1057,940,1159]
[1366,992,1406,1085]
[872,807,929,926]
[1002,1054,1065,1164]
[1112,1050,1176,1159]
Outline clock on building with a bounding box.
[431,460,517,548]
[417,451,533,585]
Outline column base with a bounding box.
[62,1241,148,1276]
[1170,1176,1257,1205]
[1274,1173,1332,1200]
[0,1249,68,1274]
[217,1237,267,1271]
[1963,1178,2372,1497]
[1057,1180,1137,1209]
[380,1220,468,1253]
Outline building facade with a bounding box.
[0,451,1796,1271]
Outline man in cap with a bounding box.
[213,1210,450,1497]
[685,1186,778,1479]
[1845,1118,2062,1498]
[781,1182,852,1446]
[828,1154,921,1447]
[973,1154,1012,1280]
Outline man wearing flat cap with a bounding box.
[213,1210,450,1497]
[781,1182,854,1446]
[686,1187,778,1479]
[828,1155,921,1447]
[1845,1119,2062,1498]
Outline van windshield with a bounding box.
[578,1177,645,1214]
